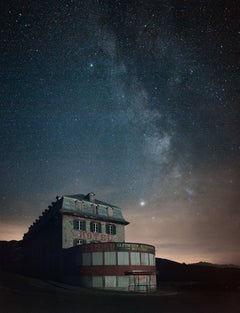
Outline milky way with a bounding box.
[1,0,239,264]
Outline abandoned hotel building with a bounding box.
[23,192,157,291]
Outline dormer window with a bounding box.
[75,201,82,211]
[92,204,98,215]
[107,207,113,216]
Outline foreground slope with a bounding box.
[0,270,239,313]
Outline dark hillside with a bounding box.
[156,258,240,290]
[0,270,239,313]
[0,240,23,272]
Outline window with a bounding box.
[75,200,82,211]
[106,224,116,235]
[82,253,91,266]
[73,239,86,246]
[117,252,129,265]
[73,219,86,231]
[141,253,149,265]
[92,204,98,215]
[92,252,103,265]
[149,254,155,266]
[104,252,116,265]
[107,207,113,216]
[130,252,140,265]
[90,222,102,233]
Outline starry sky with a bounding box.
[1,0,239,264]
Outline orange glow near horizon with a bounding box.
[0,223,27,241]
[0,221,238,265]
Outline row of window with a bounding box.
[81,251,155,266]
[73,220,116,235]
[88,275,156,290]
[75,201,113,217]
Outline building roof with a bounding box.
[23,192,129,240]
[61,193,129,225]
[65,193,121,208]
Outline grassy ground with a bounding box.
[0,271,239,313]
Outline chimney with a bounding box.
[87,192,95,203]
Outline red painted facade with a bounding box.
[79,265,156,276]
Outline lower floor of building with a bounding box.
[63,242,157,292]
[80,274,156,292]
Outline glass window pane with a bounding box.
[82,253,91,266]
[141,252,149,265]
[92,252,103,265]
[117,252,129,265]
[92,276,103,288]
[117,276,129,288]
[130,252,140,265]
[104,252,116,265]
[149,254,155,266]
[104,276,116,288]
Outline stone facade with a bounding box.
[62,215,125,248]
[22,192,129,277]
[61,194,128,248]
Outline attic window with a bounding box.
[76,201,82,211]
[107,207,113,216]
[92,204,98,215]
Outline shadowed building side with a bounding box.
[22,192,157,292]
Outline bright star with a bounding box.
[140,201,145,206]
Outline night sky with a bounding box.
[1,0,239,264]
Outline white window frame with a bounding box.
[76,220,84,230]
[92,222,99,232]
[76,239,84,245]
[108,224,114,234]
